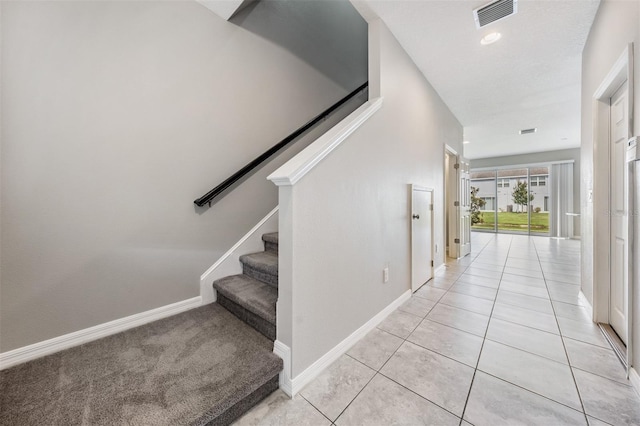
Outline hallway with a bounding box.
[236,233,640,425]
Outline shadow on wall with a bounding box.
[230,0,368,91]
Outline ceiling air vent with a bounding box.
[473,0,518,29]
[519,128,537,135]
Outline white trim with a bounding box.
[445,144,458,156]
[195,0,245,21]
[471,160,575,172]
[200,207,279,304]
[268,98,383,186]
[594,44,632,99]
[579,290,593,320]
[284,290,411,396]
[591,42,634,344]
[273,340,292,397]
[630,367,640,398]
[0,296,202,370]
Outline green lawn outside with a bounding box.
[472,211,550,233]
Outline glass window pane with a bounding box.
[529,166,550,235]
[470,171,496,232]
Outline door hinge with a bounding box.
[430,204,434,211]
[454,163,460,169]
[431,260,434,267]
[454,201,460,207]
[454,238,460,244]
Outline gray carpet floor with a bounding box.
[0,303,283,425]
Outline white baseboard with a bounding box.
[200,207,279,304]
[277,289,411,396]
[0,296,202,370]
[630,367,640,398]
[434,264,446,276]
[273,340,292,397]
[579,290,593,319]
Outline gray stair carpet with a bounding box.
[239,251,278,288]
[214,274,277,341]
[0,303,282,426]
[262,232,278,254]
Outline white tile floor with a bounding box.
[235,233,640,426]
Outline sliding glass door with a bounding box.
[497,168,530,234]
[471,165,551,236]
[471,171,496,232]
[528,166,550,235]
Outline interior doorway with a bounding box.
[609,80,629,346]
[592,43,634,371]
[444,146,471,259]
[444,147,455,258]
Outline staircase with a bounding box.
[213,232,279,342]
[207,232,280,422]
[0,235,283,426]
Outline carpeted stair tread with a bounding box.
[240,251,278,287]
[0,304,282,426]
[213,274,277,325]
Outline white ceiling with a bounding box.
[361,0,601,159]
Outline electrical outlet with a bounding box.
[383,267,389,283]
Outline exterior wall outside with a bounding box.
[0,1,365,352]
[473,175,549,212]
[581,0,640,368]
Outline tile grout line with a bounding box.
[326,236,497,426]
[356,244,492,425]
[532,237,590,424]
[298,393,336,425]
[476,369,590,416]
[458,234,514,424]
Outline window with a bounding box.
[481,197,495,210]
[497,179,510,188]
[531,176,547,187]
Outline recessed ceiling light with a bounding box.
[480,32,502,45]
[463,140,471,144]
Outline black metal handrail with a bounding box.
[194,81,369,207]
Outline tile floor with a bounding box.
[235,233,640,426]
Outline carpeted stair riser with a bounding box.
[201,376,279,426]
[242,265,277,288]
[264,241,278,254]
[239,252,278,288]
[262,232,279,254]
[217,294,275,341]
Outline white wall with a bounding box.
[276,19,462,377]
[0,0,357,352]
[580,0,640,367]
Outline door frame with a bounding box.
[457,156,472,257]
[411,184,434,292]
[444,145,459,258]
[592,43,634,366]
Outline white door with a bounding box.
[458,158,472,257]
[411,186,433,292]
[446,151,458,258]
[610,81,628,344]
